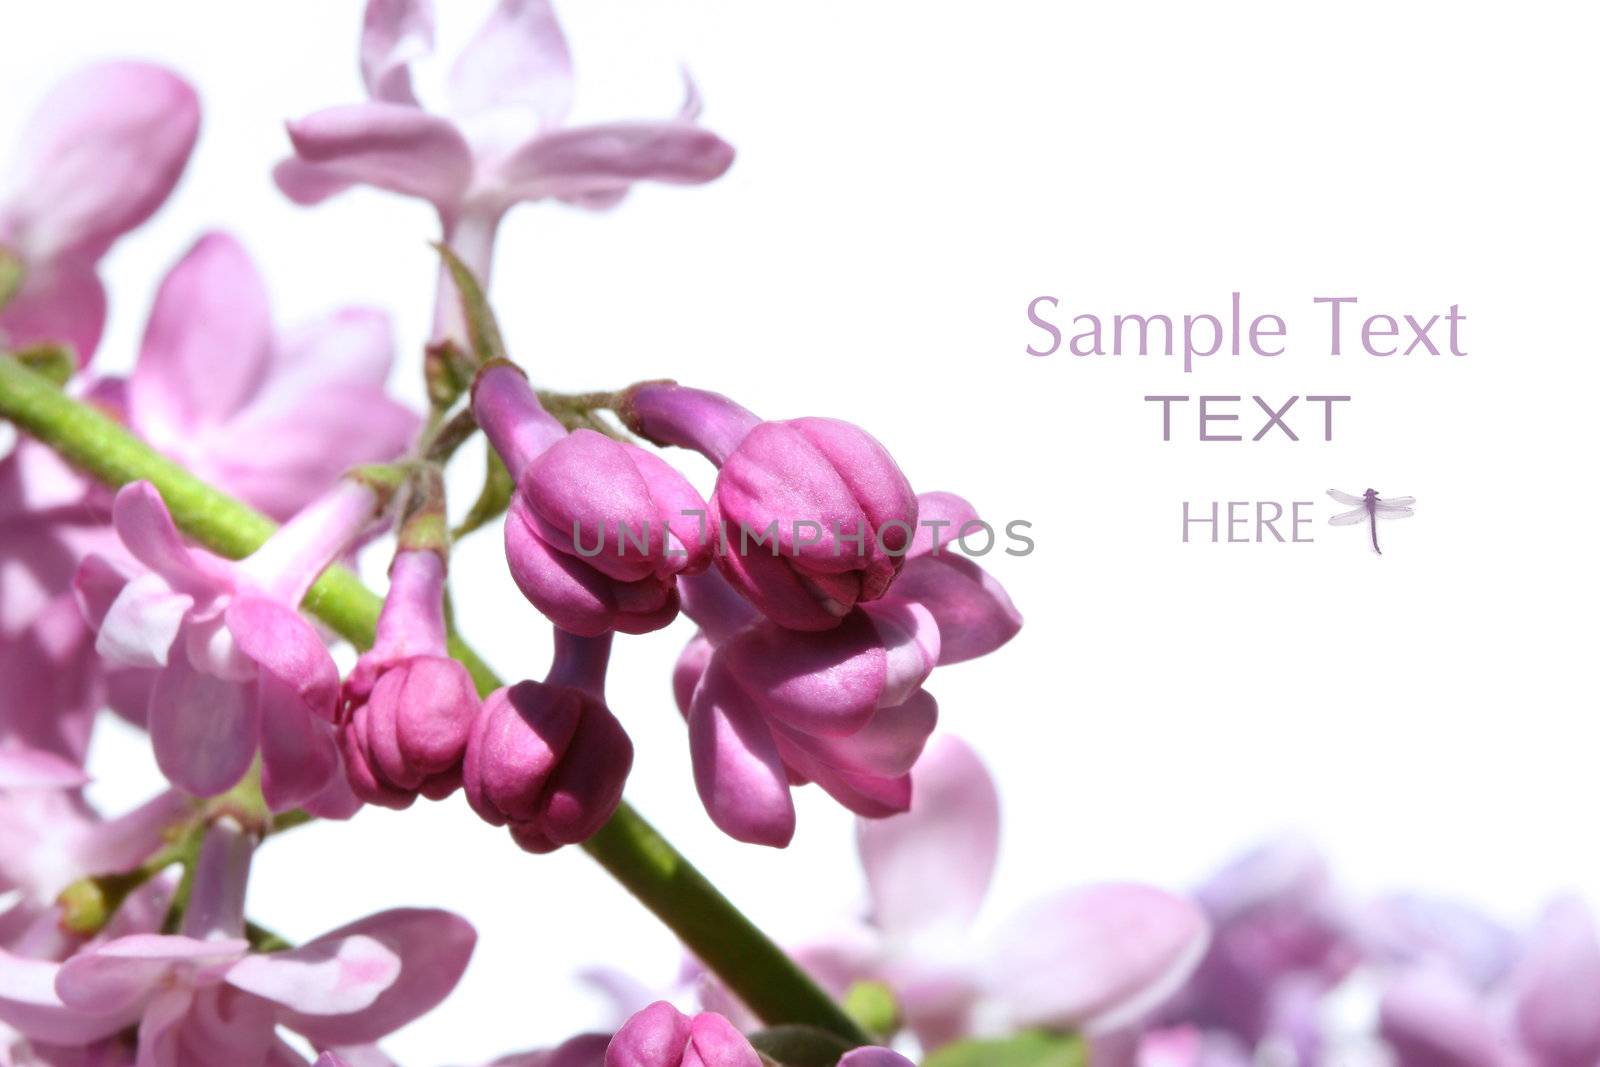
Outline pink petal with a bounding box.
[56,935,246,1015]
[856,735,998,938]
[686,1011,761,1067]
[497,121,734,206]
[0,262,107,363]
[1380,968,1506,1067]
[1513,897,1600,1067]
[778,741,912,819]
[148,654,260,797]
[273,157,358,206]
[449,0,573,129]
[839,1051,915,1067]
[71,552,130,631]
[109,481,229,594]
[285,104,473,211]
[256,670,341,812]
[0,745,89,788]
[0,593,100,760]
[129,234,276,438]
[1,62,199,263]
[0,946,141,1044]
[906,492,981,559]
[887,554,1021,666]
[227,935,401,1015]
[606,1001,691,1067]
[226,597,340,718]
[93,572,192,669]
[719,615,887,738]
[688,661,795,847]
[781,689,937,780]
[985,883,1211,1034]
[361,0,435,104]
[274,909,475,1046]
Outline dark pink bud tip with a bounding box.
[339,656,478,807]
[463,681,634,850]
[712,417,918,631]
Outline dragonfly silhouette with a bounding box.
[1327,489,1415,555]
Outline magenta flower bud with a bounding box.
[474,365,711,636]
[605,1002,759,1067]
[341,655,479,809]
[463,632,632,852]
[622,383,918,631]
[339,550,479,809]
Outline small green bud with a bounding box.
[843,980,900,1041]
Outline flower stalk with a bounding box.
[0,352,870,1045]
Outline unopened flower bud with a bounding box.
[474,365,711,636]
[622,383,918,631]
[605,1003,757,1067]
[463,681,633,852]
[341,655,478,809]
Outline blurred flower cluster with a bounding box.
[0,1,1589,1066]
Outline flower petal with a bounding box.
[228,935,401,1015]
[688,660,795,847]
[985,883,1211,1034]
[906,492,981,560]
[497,121,734,206]
[274,909,475,1046]
[257,670,341,812]
[273,157,358,207]
[285,104,473,211]
[0,745,89,789]
[887,554,1021,666]
[148,654,259,797]
[0,946,141,1044]
[449,0,573,130]
[56,935,246,1015]
[0,61,199,263]
[361,0,435,104]
[226,597,340,718]
[607,1001,691,1067]
[1513,897,1600,1067]
[1380,968,1505,1067]
[109,481,230,594]
[839,1051,915,1067]
[687,1011,762,1067]
[93,572,192,669]
[129,234,276,439]
[857,734,998,938]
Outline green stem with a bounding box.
[0,355,868,1045]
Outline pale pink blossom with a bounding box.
[276,0,734,341]
[76,481,384,810]
[0,821,474,1067]
[0,62,199,362]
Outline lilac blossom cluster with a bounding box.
[0,2,1590,1066]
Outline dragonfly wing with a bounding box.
[1377,496,1415,507]
[1328,507,1367,526]
[1376,506,1415,519]
[1327,489,1366,506]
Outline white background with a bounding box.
[4,2,1599,1063]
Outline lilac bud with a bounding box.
[605,1002,759,1067]
[339,549,479,808]
[474,365,711,636]
[463,681,633,852]
[340,655,479,809]
[622,383,918,631]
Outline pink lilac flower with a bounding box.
[605,1002,909,1067]
[276,0,734,342]
[622,384,919,632]
[0,820,475,1067]
[473,365,712,637]
[0,755,188,958]
[0,233,418,763]
[463,631,632,853]
[74,480,385,810]
[339,550,479,809]
[671,495,1020,846]
[0,62,199,362]
[792,737,1209,1050]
